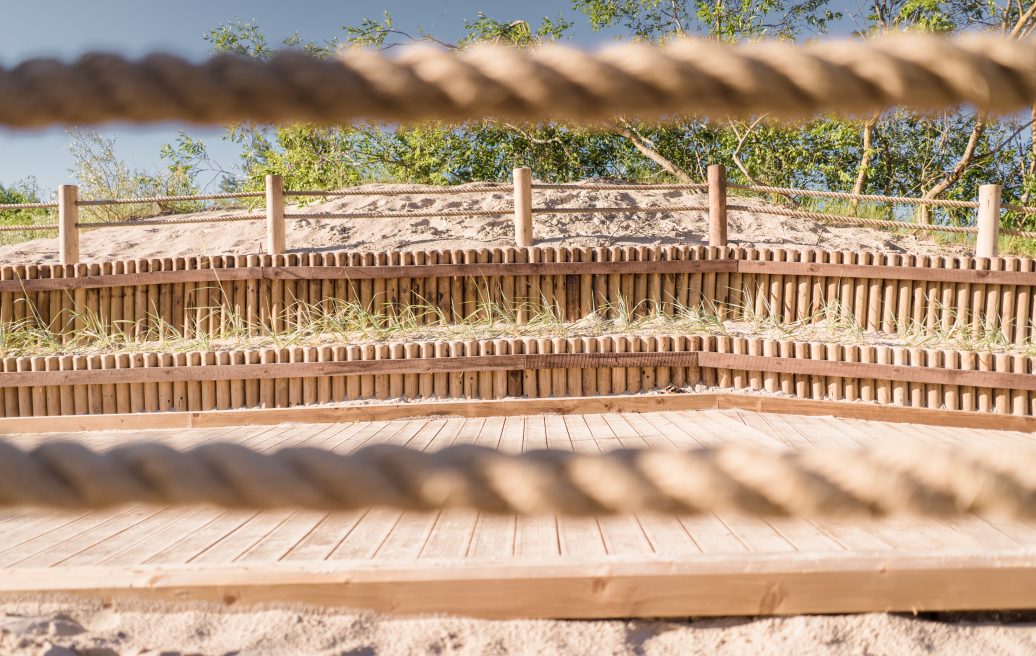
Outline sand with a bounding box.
[0,182,959,264]
[2,597,1035,656]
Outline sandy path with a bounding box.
[0,182,958,264]
[1,597,1034,655]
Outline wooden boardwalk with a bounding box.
[2,408,1036,618]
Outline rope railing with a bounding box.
[727,204,991,235]
[75,191,264,206]
[78,213,264,228]
[731,184,981,210]
[532,183,708,192]
[531,204,707,215]
[729,187,1036,238]
[0,201,58,210]
[3,440,1035,518]
[285,184,511,198]
[9,174,1036,263]
[283,209,511,220]
[4,33,1036,128]
[6,170,1036,262]
[0,224,59,233]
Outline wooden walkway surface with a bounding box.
[2,408,1036,618]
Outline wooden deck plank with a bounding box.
[579,422,654,557]
[465,416,523,561]
[278,421,416,562]
[797,414,985,551]
[330,418,463,561]
[420,417,505,560]
[0,423,267,569]
[545,413,607,558]
[513,415,560,558]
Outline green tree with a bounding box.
[184,2,1036,233]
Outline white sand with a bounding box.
[2,596,1035,655]
[0,182,959,264]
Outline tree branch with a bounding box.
[611,120,694,182]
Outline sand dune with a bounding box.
[0,182,957,264]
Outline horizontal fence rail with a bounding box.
[0,334,1029,418]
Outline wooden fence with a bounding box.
[0,334,1028,418]
[7,164,1035,266]
[2,245,1035,343]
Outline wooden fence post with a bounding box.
[976,183,1001,258]
[513,167,533,247]
[265,174,285,255]
[708,164,728,248]
[58,184,79,265]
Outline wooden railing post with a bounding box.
[708,164,728,248]
[265,174,285,255]
[58,184,79,265]
[513,167,533,247]
[976,183,1001,258]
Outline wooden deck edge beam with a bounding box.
[3,553,1036,618]
[3,392,1035,434]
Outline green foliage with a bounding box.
[0,178,53,245]
[572,0,840,40]
[0,178,47,222]
[44,2,1026,237]
[68,129,236,221]
[460,13,573,45]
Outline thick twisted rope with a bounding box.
[283,209,512,220]
[4,33,1036,128]
[726,203,1036,238]
[286,184,511,197]
[0,224,58,233]
[532,183,708,192]
[0,202,58,210]
[77,192,264,205]
[3,440,1036,518]
[731,184,980,209]
[78,214,264,228]
[531,204,707,215]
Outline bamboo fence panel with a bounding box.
[0,334,1031,418]
[2,247,1036,344]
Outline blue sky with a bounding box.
[0,0,863,194]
